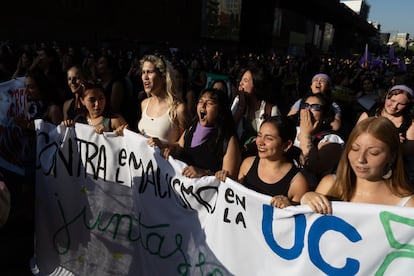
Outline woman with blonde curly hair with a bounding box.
[138,54,189,146]
[301,116,414,214]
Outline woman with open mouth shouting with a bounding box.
[231,64,281,158]
[138,55,189,146]
[162,88,241,182]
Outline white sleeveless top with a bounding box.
[397,196,412,207]
[138,98,173,142]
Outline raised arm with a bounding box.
[216,136,242,181]
[297,109,342,177]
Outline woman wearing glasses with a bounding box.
[293,93,344,189]
[287,73,342,132]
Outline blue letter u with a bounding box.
[262,205,306,260]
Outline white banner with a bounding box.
[0,77,28,175]
[34,120,414,275]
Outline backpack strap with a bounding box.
[399,114,412,139]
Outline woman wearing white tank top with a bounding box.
[138,55,189,145]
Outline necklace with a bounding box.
[87,117,101,126]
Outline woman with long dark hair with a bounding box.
[231,64,281,157]
[163,88,241,181]
[238,116,308,208]
[293,93,345,189]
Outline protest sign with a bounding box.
[0,77,28,175]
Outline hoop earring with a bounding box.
[382,164,392,180]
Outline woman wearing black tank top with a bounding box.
[238,116,309,208]
[357,84,414,185]
[162,88,241,181]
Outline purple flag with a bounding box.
[359,44,371,69]
[399,58,407,72]
[371,56,383,69]
[388,45,396,63]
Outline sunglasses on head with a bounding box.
[300,102,322,111]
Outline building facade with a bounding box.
[0,0,377,56]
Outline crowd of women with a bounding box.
[1,41,414,219]
[1,41,414,272]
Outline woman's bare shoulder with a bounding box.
[315,174,335,194]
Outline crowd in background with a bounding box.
[1,39,414,274]
[1,40,413,117]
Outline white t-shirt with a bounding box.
[294,126,345,148]
[231,95,281,139]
